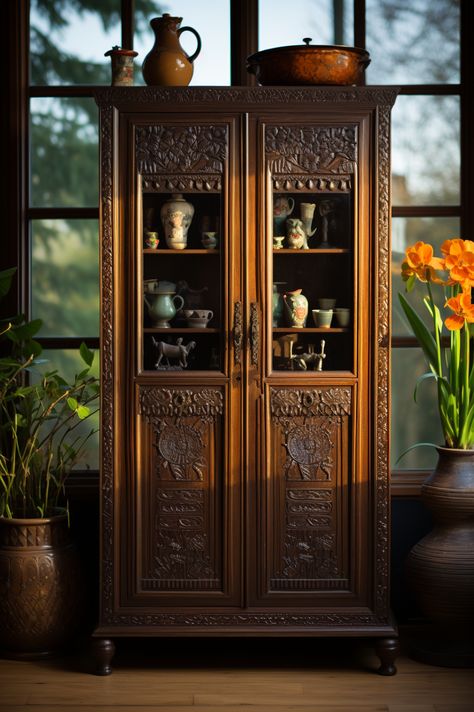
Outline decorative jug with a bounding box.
[283,289,308,328]
[160,193,194,249]
[273,194,295,234]
[141,14,201,86]
[144,291,184,328]
[286,218,314,249]
[272,282,286,327]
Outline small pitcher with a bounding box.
[273,194,295,234]
[142,14,202,86]
[144,291,184,327]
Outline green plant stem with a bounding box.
[461,320,470,446]
[427,280,447,442]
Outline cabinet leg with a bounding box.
[91,638,115,676]
[374,637,399,676]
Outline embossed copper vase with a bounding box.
[0,513,83,658]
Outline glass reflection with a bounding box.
[31,219,99,337]
[392,95,460,206]
[391,348,443,470]
[259,0,354,49]
[30,98,98,208]
[366,0,460,85]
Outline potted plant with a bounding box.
[0,268,99,657]
[399,238,474,664]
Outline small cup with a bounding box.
[145,231,159,249]
[312,309,333,328]
[317,298,337,310]
[144,279,159,293]
[202,232,218,249]
[335,308,350,327]
[273,235,285,249]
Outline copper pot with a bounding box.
[247,38,370,86]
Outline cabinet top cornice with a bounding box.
[94,85,399,109]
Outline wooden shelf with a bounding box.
[273,327,348,333]
[273,248,349,254]
[144,327,219,333]
[143,248,220,255]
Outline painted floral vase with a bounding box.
[160,193,194,250]
[283,288,308,328]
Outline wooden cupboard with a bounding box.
[93,86,399,675]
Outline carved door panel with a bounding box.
[249,113,372,608]
[117,115,242,608]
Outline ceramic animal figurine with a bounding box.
[286,218,312,249]
[152,337,196,369]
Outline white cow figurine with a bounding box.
[152,337,196,369]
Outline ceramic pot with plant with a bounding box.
[0,268,99,657]
[398,238,474,664]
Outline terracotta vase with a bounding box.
[405,446,474,665]
[0,513,83,657]
[141,14,201,87]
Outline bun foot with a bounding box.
[375,637,399,675]
[91,638,115,676]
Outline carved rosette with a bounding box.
[265,125,357,182]
[136,124,228,176]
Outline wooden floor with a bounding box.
[0,637,473,712]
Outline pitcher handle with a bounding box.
[287,197,295,216]
[178,27,202,63]
[173,294,185,311]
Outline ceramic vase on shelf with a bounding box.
[272,282,287,327]
[160,193,194,250]
[283,289,308,328]
[300,202,317,240]
[273,195,294,235]
[405,446,474,666]
[141,14,201,86]
[104,46,138,86]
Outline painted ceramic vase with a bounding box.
[141,14,201,86]
[160,193,194,250]
[104,46,138,86]
[283,288,308,328]
[272,282,286,327]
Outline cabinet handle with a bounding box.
[233,301,243,364]
[250,302,259,367]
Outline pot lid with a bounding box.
[247,38,370,62]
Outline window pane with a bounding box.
[259,0,354,49]
[134,1,231,86]
[391,348,443,470]
[392,95,460,206]
[30,98,98,208]
[30,0,121,85]
[392,216,460,337]
[366,0,460,84]
[33,350,100,471]
[31,219,99,337]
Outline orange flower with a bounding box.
[441,238,474,290]
[402,241,445,283]
[445,292,474,330]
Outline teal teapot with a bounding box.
[144,291,184,328]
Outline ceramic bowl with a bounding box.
[335,308,350,327]
[186,317,211,329]
[312,308,333,328]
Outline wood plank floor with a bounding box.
[0,637,473,711]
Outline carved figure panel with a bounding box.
[265,125,357,176]
[136,125,228,175]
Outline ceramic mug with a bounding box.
[335,308,350,327]
[312,309,333,328]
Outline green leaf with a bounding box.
[413,371,439,403]
[398,292,439,370]
[77,405,90,420]
[79,342,94,367]
[395,441,439,464]
[67,397,78,411]
[404,274,416,293]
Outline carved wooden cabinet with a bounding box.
[94,86,399,675]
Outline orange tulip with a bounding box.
[402,241,445,283]
[445,292,474,330]
[441,238,474,290]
